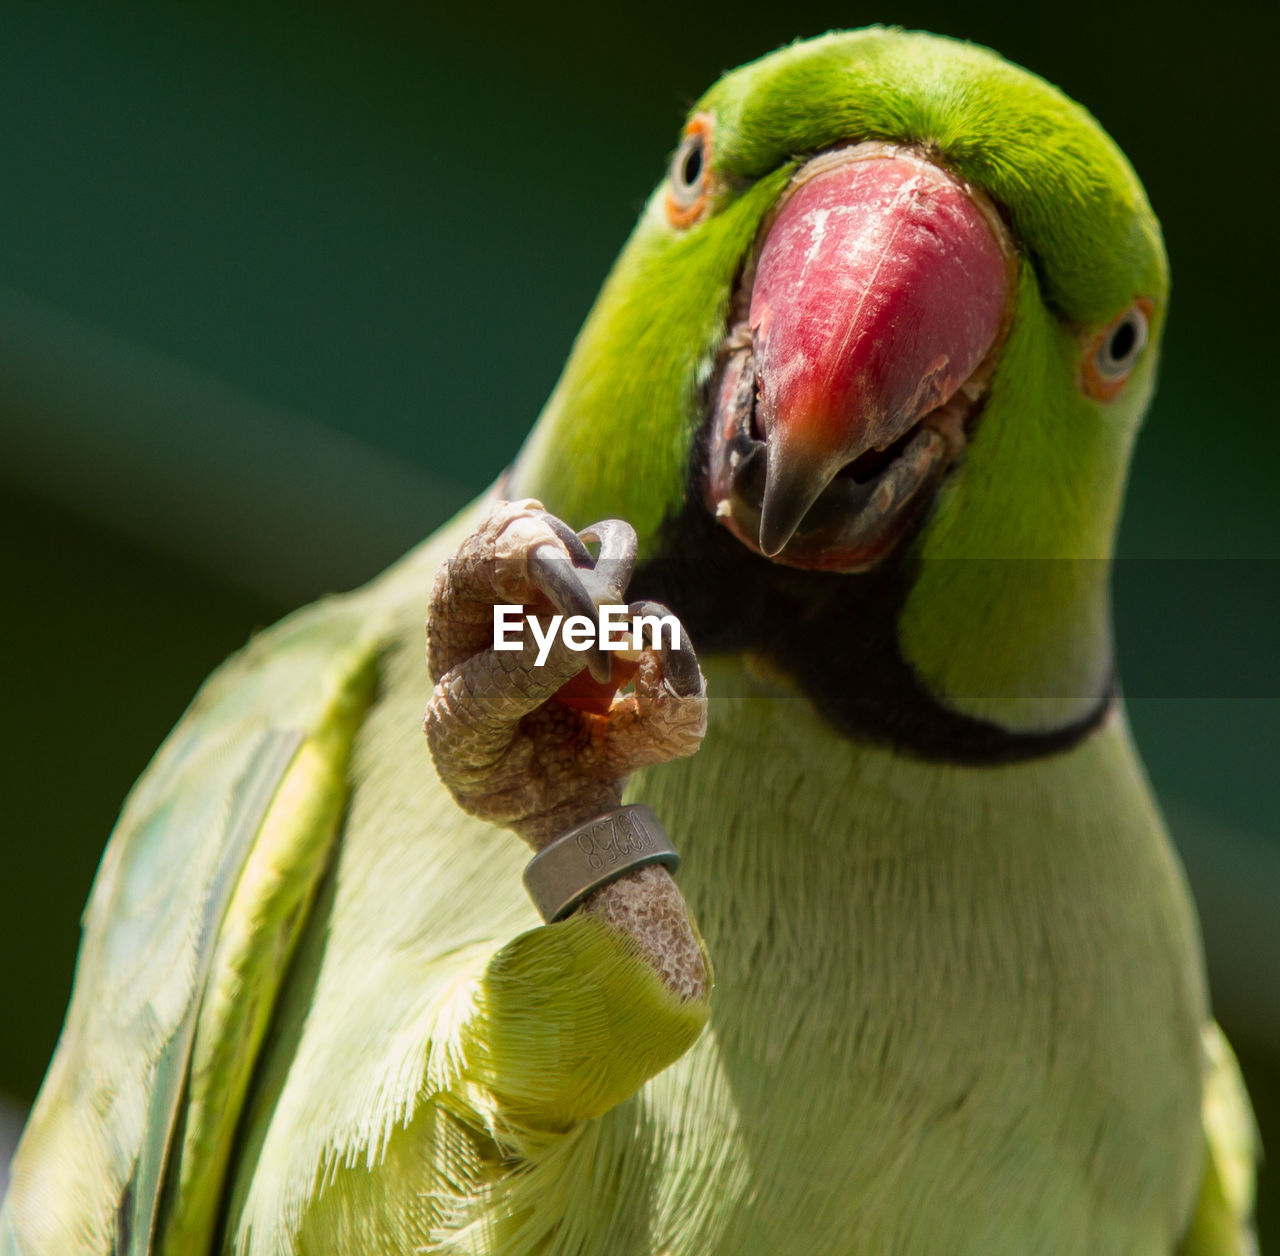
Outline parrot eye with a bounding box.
[666,114,713,228]
[1082,300,1151,400]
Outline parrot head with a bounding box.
[512,29,1168,746]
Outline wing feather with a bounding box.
[0,594,384,1255]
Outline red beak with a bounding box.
[739,145,1014,558]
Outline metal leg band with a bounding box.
[523,805,680,923]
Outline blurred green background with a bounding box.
[1,0,1276,1237]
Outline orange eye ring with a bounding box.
[665,113,714,229]
[1081,298,1153,401]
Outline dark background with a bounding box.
[1,0,1276,1239]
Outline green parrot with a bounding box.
[0,26,1260,1256]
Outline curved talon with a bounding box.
[527,543,612,684]
[527,543,599,620]
[535,512,595,568]
[578,519,639,601]
[628,600,703,697]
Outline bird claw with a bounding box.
[425,499,708,998]
[426,497,706,801]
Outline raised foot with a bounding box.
[424,499,709,998]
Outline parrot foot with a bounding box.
[425,499,709,999]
